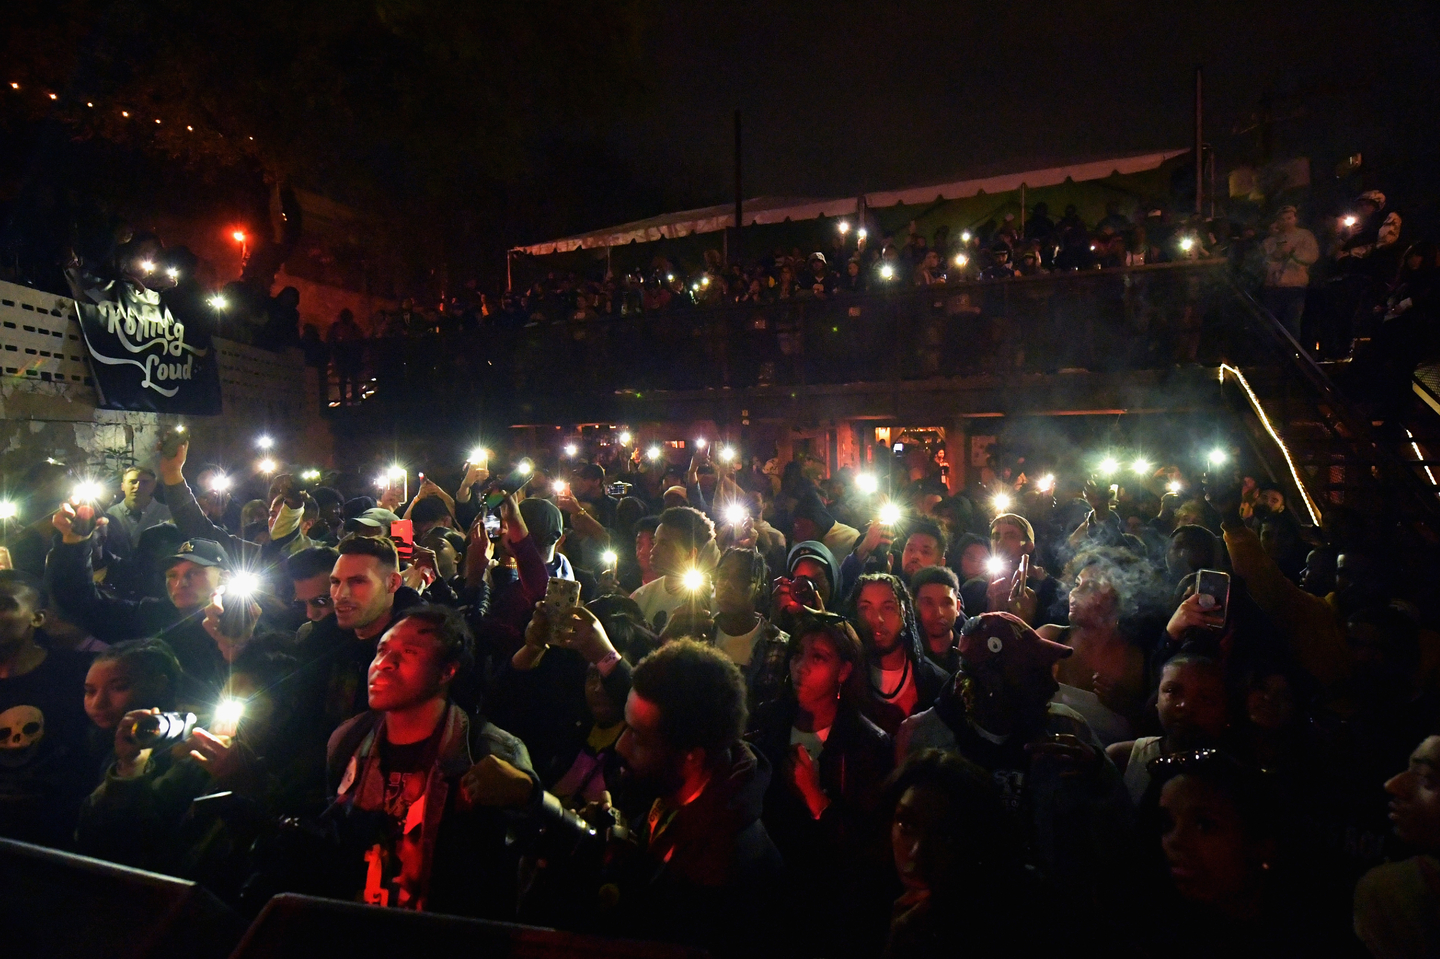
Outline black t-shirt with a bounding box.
[0,648,96,846]
[358,732,438,909]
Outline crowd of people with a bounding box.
[287,190,1435,410]
[0,422,1436,957]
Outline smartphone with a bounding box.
[606,481,632,498]
[159,425,188,458]
[892,443,904,454]
[70,502,96,538]
[483,512,502,541]
[482,465,535,510]
[1195,569,1231,624]
[1017,553,1030,583]
[542,577,581,644]
[217,587,256,642]
[390,519,415,563]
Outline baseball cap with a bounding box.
[958,611,1073,673]
[165,538,232,570]
[345,507,402,532]
[786,540,840,595]
[518,497,564,548]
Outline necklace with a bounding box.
[871,656,911,701]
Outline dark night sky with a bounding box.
[543,0,1440,237]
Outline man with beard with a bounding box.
[896,612,1130,902]
[604,640,782,953]
[849,574,949,736]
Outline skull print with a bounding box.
[0,705,44,764]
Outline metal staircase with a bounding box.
[1218,284,1440,548]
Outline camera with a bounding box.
[606,481,632,498]
[129,711,198,748]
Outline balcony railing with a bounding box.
[330,261,1238,413]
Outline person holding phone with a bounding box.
[104,466,172,560]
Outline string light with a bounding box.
[1218,364,1322,525]
[48,93,57,100]
[9,83,18,90]
[121,111,129,118]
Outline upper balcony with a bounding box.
[331,261,1243,424]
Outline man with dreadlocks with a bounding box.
[895,611,1132,908]
[847,573,950,736]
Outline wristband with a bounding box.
[595,649,622,676]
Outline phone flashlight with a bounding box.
[838,221,850,235]
[601,550,619,569]
[984,556,1007,577]
[563,443,578,458]
[1167,480,1183,494]
[992,493,1012,512]
[681,568,706,592]
[139,260,156,273]
[1036,474,1055,493]
[1207,449,1228,467]
[71,479,104,504]
[207,474,232,494]
[257,458,277,474]
[880,264,895,280]
[208,294,228,311]
[694,438,707,450]
[1098,457,1120,477]
[256,435,274,450]
[468,447,489,464]
[617,431,632,446]
[226,571,261,598]
[954,253,968,267]
[552,480,568,496]
[165,267,179,280]
[516,460,533,475]
[1131,458,1151,476]
[646,446,662,462]
[878,502,902,526]
[1342,215,1357,228]
[213,694,244,725]
[723,504,748,526]
[718,445,735,463]
[961,230,972,242]
[0,501,16,521]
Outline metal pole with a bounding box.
[733,110,743,265]
[506,252,513,293]
[1194,65,1204,217]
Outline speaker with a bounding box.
[231,893,707,959]
[0,837,245,959]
